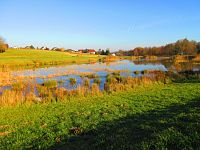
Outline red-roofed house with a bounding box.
[87,49,96,54]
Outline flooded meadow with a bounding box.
[0,60,200,91]
[0,59,199,106]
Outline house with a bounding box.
[87,49,96,54]
[78,49,83,53]
[13,46,19,49]
[111,53,116,56]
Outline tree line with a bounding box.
[1,37,200,56]
[116,39,200,56]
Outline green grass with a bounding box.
[0,49,101,69]
[0,83,200,149]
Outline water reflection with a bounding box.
[1,60,200,92]
[12,60,167,77]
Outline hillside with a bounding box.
[0,49,101,69]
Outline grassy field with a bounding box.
[0,83,200,149]
[0,49,101,69]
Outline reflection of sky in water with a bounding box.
[1,60,168,92]
[12,60,167,77]
[1,61,199,93]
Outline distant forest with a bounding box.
[116,39,200,56]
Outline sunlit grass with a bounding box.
[0,83,199,149]
[0,49,102,70]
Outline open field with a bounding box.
[0,49,102,70]
[0,83,200,149]
[0,49,199,149]
[1,1,200,149]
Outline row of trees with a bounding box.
[96,49,110,55]
[131,39,200,56]
[115,50,130,56]
[2,36,199,56]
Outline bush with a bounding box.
[106,74,117,84]
[141,70,149,75]
[69,78,77,86]
[93,78,101,85]
[0,37,7,53]
[134,70,140,75]
[85,74,99,79]
[43,80,57,89]
[115,75,124,83]
[112,71,120,76]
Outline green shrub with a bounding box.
[69,78,77,86]
[112,71,120,76]
[58,80,65,85]
[43,80,57,88]
[115,75,124,83]
[134,70,140,75]
[85,74,99,79]
[93,78,101,85]
[141,70,148,74]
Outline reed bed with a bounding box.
[0,70,95,87]
[0,70,168,106]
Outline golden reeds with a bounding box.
[0,70,167,106]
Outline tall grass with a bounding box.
[0,70,168,106]
[0,90,24,106]
[83,78,90,87]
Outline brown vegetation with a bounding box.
[0,37,8,53]
[0,71,168,106]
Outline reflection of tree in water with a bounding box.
[133,60,161,65]
[133,60,172,70]
[133,60,199,72]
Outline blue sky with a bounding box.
[0,0,200,51]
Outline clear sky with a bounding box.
[0,0,200,51]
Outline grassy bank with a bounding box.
[0,49,101,70]
[0,83,200,149]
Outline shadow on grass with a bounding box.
[173,79,200,83]
[49,98,200,150]
[173,71,200,83]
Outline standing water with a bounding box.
[9,60,167,90]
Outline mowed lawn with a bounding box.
[0,49,100,68]
[0,83,200,149]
